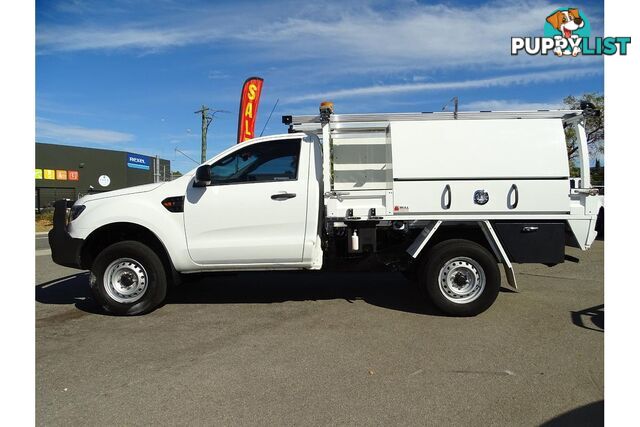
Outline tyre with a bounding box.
[89,241,167,315]
[419,239,500,316]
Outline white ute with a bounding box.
[49,102,602,316]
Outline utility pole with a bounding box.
[194,106,230,163]
[195,105,212,164]
[154,155,160,183]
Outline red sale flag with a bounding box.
[237,77,264,143]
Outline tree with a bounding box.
[563,93,604,164]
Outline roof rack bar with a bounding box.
[287,110,582,124]
[285,110,584,133]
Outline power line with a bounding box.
[174,147,200,165]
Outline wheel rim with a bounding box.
[438,256,486,304]
[103,258,148,304]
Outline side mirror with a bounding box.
[194,165,212,187]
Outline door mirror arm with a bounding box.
[193,165,212,187]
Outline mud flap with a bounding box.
[406,220,442,259]
[479,220,518,292]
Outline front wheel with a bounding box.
[419,239,500,316]
[90,241,167,315]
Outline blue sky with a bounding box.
[36,0,604,173]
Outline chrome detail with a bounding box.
[473,190,489,205]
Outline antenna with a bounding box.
[260,98,279,137]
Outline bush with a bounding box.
[35,210,54,232]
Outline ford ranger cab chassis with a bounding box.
[49,103,601,316]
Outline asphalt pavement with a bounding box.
[36,234,604,426]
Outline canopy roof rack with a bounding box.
[283,109,586,133]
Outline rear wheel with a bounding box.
[90,241,167,315]
[419,239,500,316]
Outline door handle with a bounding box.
[508,184,519,209]
[442,184,451,210]
[271,192,296,201]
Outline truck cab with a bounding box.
[183,133,323,268]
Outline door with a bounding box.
[184,138,308,265]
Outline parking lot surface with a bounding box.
[36,235,604,426]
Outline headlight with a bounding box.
[70,204,86,221]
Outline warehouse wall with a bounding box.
[35,143,170,209]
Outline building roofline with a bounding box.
[35,141,169,161]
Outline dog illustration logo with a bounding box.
[545,8,589,56]
[512,8,630,56]
[544,9,589,56]
[546,9,586,39]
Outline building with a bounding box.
[36,142,170,210]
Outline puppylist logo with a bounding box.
[512,8,631,56]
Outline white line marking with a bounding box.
[409,369,424,377]
[36,249,52,257]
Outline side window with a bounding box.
[211,139,300,185]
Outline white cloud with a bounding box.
[37,0,596,72]
[207,70,230,80]
[37,27,204,52]
[285,67,602,103]
[36,119,134,144]
[460,98,565,111]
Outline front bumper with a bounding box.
[48,200,85,269]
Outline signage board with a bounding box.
[98,175,111,187]
[127,153,151,170]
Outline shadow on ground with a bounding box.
[36,270,483,317]
[571,304,604,332]
[541,400,604,426]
